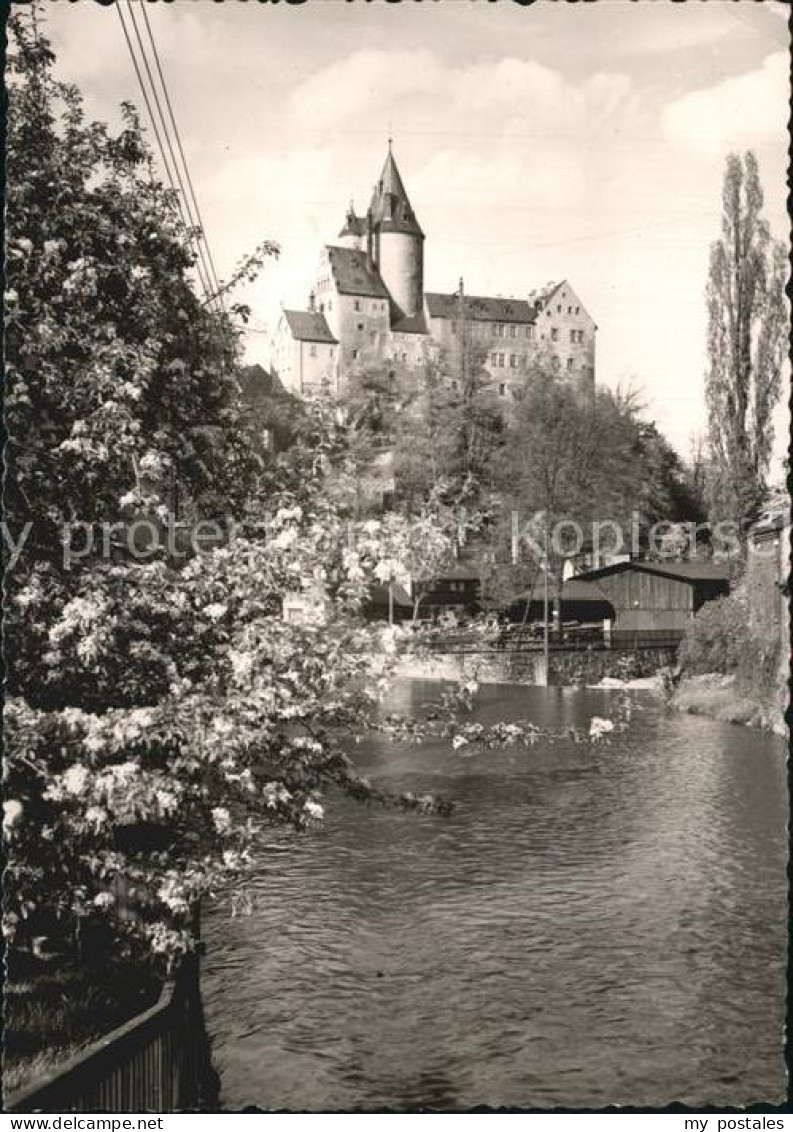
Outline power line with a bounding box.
[123,0,217,307]
[138,1,224,307]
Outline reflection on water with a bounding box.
[202,683,787,1110]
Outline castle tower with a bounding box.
[369,142,424,320]
[337,202,365,252]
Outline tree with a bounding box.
[704,151,787,532]
[389,346,504,512]
[497,363,636,558]
[4,15,624,982]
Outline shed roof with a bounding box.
[576,559,731,584]
[510,578,612,605]
[425,292,536,325]
[282,309,338,344]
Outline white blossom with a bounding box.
[3,800,23,835]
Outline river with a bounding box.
[202,682,787,1111]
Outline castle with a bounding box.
[270,144,596,399]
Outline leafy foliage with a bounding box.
[677,593,749,675]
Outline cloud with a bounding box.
[662,52,789,154]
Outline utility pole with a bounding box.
[458,276,466,389]
[543,511,550,678]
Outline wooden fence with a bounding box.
[5,911,217,1114]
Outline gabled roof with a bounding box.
[527,280,562,309]
[576,559,731,584]
[326,245,391,299]
[433,562,481,581]
[369,146,424,238]
[282,309,337,344]
[367,583,413,608]
[425,292,536,325]
[511,578,614,605]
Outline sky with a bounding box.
[44,0,790,472]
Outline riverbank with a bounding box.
[394,648,675,687]
[670,673,787,737]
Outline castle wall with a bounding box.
[296,340,338,396]
[427,311,537,396]
[534,282,596,392]
[334,292,391,378]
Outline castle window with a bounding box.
[352,349,359,360]
[567,357,573,370]
[575,306,580,315]
[499,383,506,396]
[510,325,517,338]
[579,330,585,344]
[526,325,534,339]
[568,306,573,314]
[491,353,498,366]
[494,323,503,337]
[451,379,459,390]
[570,329,576,343]
[551,328,559,342]
[357,323,364,331]
[309,345,317,357]
[557,305,562,313]
[498,353,505,367]
[510,355,518,368]
[354,300,361,311]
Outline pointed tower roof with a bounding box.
[369,143,424,238]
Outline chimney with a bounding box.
[308,289,316,312]
[366,208,374,270]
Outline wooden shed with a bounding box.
[574,559,730,641]
[507,577,615,624]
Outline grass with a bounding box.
[4,953,163,1099]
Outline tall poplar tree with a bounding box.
[704,151,787,532]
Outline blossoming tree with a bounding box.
[4,14,623,971]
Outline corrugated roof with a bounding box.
[282,310,338,344]
[326,245,391,299]
[425,292,536,324]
